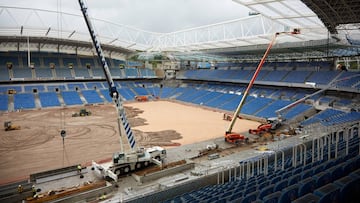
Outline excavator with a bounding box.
[79,0,166,181]
[225,29,301,144]
[4,121,21,131]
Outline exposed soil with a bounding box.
[0,100,260,183]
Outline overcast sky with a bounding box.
[0,0,250,33]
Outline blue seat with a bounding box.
[262,191,281,203]
[241,190,258,203]
[244,185,256,194]
[274,179,288,192]
[350,168,360,178]
[281,171,292,179]
[270,176,281,184]
[258,184,274,200]
[314,183,340,203]
[292,167,302,176]
[288,174,301,185]
[298,177,317,196]
[328,164,344,181]
[334,175,360,202]
[313,164,325,174]
[279,184,299,203]
[313,171,332,188]
[292,193,320,203]
[342,160,357,175]
[301,168,313,179]
[228,191,243,201]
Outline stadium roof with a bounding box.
[0,0,359,58]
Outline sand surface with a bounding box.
[0,100,260,183]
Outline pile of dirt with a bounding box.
[134,129,182,147]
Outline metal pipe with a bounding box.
[312,138,315,163]
[335,132,339,159]
[281,150,285,171]
[274,151,277,171]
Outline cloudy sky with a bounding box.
[0,0,250,33]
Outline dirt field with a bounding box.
[0,100,260,183]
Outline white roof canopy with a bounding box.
[0,1,340,53]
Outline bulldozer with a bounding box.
[4,121,21,131]
[72,108,92,117]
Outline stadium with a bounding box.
[0,0,360,202]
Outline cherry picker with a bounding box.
[225,29,300,143]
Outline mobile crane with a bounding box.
[225,29,300,143]
[78,0,166,181]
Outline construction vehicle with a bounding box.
[247,60,360,138]
[135,95,148,102]
[225,29,301,144]
[79,0,166,182]
[4,121,21,131]
[72,108,92,117]
[248,117,281,135]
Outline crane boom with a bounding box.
[79,0,136,151]
[225,29,300,138]
[226,33,278,134]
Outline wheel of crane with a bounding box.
[115,169,121,176]
[123,166,130,173]
[136,162,141,169]
[144,161,149,167]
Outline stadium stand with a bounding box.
[164,128,360,203]
[39,92,61,108]
[13,93,35,110]
[61,91,83,105]
[0,94,8,111]
[81,90,103,104]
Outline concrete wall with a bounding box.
[132,163,195,183]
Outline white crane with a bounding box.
[79,0,166,181]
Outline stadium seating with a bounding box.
[14,93,35,110]
[0,68,9,81]
[82,90,103,104]
[39,92,61,107]
[0,95,8,111]
[164,131,360,203]
[61,91,83,105]
[35,68,53,78]
[74,68,90,78]
[12,67,32,79]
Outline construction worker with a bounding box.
[99,193,107,200]
[17,185,23,193]
[77,164,82,174]
[32,185,36,197]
